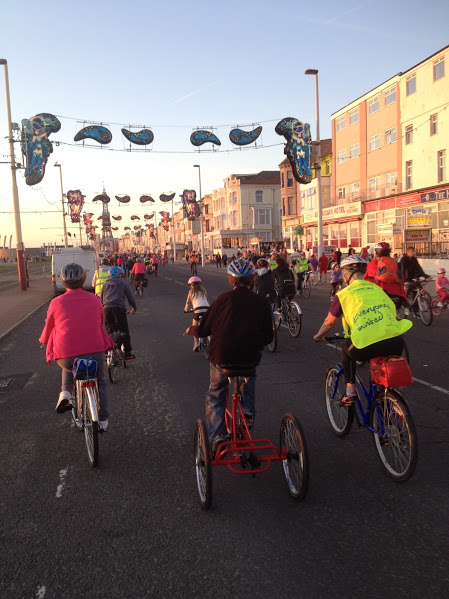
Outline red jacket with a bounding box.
[365,259,406,299]
[131,262,146,274]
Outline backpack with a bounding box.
[377,256,401,284]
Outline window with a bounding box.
[287,171,293,187]
[369,134,380,151]
[406,160,413,190]
[434,56,445,82]
[338,187,346,201]
[349,107,359,124]
[231,192,237,204]
[287,196,296,216]
[385,126,397,145]
[384,86,396,106]
[255,190,263,203]
[430,114,438,136]
[281,172,284,188]
[406,74,416,96]
[368,96,379,114]
[438,150,446,183]
[350,182,360,198]
[405,125,413,145]
[386,172,398,191]
[337,149,346,164]
[369,177,380,192]
[254,208,271,225]
[326,159,331,175]
[336,115,345,131]
[349,144,359,159]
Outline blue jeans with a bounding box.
[205,363,256,442]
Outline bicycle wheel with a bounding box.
[194,419,212,510]
[71,386,83,431]
[431,298,443,316]
[324,365,354,436]
[106,350,118,383]
[302,279,311,298]
[83,388,99,468]
[287,302,302,337]
[279,414,309,500]
[267,319,277,352]
[418,296,432,325]
[203,338,210,360]
[370,390,418,481]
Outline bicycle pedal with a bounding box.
[248,452,261,469]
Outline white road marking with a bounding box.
[56,467,68,498]
[24,372,39,388]
[36,586,46,598]
[174,281,183,286]
[412,377,449,396]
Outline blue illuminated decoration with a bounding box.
[21,113,61,186]
[190,130,221,147]
[121,128,154,146]
[275,117,312,184]
[74,125,112,144]
[229,126,262,146]
[160,193,176,202]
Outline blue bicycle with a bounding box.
[324,335,418,481]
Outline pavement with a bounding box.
[0,276,53,342]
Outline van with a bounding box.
[52,247,99,296]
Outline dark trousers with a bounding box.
[342,336,404,384]
[104,307,132,354]
[296,271,304,289]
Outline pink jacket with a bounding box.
[39,288,113,362]
[435,276,449,291]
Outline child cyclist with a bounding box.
[435,268,449,307]
[330,263,343,297]
[184,276,210,351]
[185,258,273,456]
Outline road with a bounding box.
[0,263,49,294]
[1,263,448,599]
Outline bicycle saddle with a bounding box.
[219,366,257,378]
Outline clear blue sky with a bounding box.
[0,0,448,247]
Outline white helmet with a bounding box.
[340,255,367,272]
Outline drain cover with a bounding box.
[0,378,12,388]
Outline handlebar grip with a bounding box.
[324,333,345,343]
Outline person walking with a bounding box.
[215,253,222,268]
[318,251,329,283]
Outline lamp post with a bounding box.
[0,59,27,290]
[193,164,205,267]
[305,69,323,258]
[54,162,68,247]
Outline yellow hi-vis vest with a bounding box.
[337,279,412,349]
[269,259,277,270]
[94,269,109,296]
[295,258,309,274]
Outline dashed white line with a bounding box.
[24,372,39,388]
[412,377,449,395]
[56,467,68,498]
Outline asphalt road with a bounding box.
[1,263,449,599]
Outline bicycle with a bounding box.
[274,295,302,337]
[70,358,103,468]
[134,277,145,297]
[190,262,198,276]
[431,295,449,316]
[406,277,432,325]
[185,310,210,359]
[301,271,312,298]
[194,366,309,509]
[106,331,128,383]
[324,334,418,481]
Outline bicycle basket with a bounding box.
[72,358,98,381]
[370,356,413,388]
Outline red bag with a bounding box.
[370,356,413,388]
[376,256,401,284]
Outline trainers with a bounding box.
[193,342,200,352]
[211,436,226,457]
[437,302,444,307]
[125,353,136,360]
[404,307,410,316]
[56,391,72,413]
[99,419,108,432]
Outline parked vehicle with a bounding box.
[52,247,98,295]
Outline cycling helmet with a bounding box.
[374,241,391,256]
[256,258,269,268]
[101,258,111,266]
[227,258,255,278]
[188,276,202,285]
[60,263,86,288]
[437,268,446,274]
[340,255,368,272]
[108,266,124,278]
[136,257,141,262]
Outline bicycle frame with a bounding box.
[75,379,99,423]
[213,377,287,474]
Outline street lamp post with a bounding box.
[305,69,323,258]
[54,162,68,248]
[193,165,205,267]
[0,59,27,290]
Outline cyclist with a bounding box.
[314,255,412,405]
[184,276,210,351]
[39,263,113,430]
[101,266,137,360]
[364,242,407,312]
[269,252,277,271]
[185,258,273,456]
[272,257,296,311]
[144,254,152,274]
[254,258,276,304]
[131,257,146,290]
[295,251,310,292]
[435,268,449,307]
[400,246,430,287]
[189,252,198,274]
[92,258,111,297]
[330,263,343,297]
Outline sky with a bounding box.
[0,0,448,248]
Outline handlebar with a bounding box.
[324,333,345,343]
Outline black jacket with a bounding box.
[399,254,426,282]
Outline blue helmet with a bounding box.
[108,266,124,278]
[227,258,254,278]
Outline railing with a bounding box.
[401,242,449,258]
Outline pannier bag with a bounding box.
[142,277,149,288]
[370,356,413,388]
[72,358,98,381]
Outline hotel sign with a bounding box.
[302,201,362,224]
[407,206,431,228]
[421,187,449,203]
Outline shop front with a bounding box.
[301,202,363,252]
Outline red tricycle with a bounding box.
[194,366,309,510]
